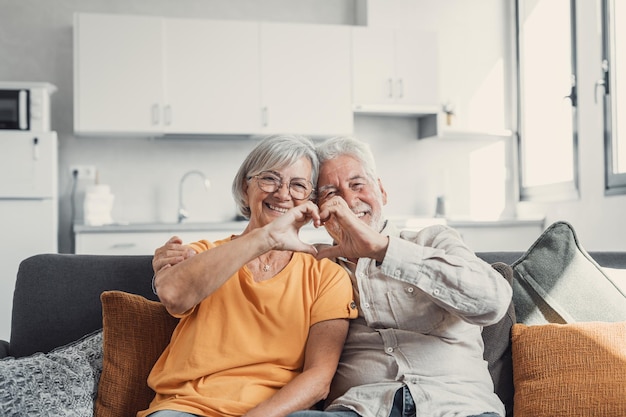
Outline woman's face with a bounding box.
[244,156,313,228]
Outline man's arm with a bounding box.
[152,235,196,274]
[383,225,513,326]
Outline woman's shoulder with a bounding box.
[189,235,236,253]
[293,251,346,276]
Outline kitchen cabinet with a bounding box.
[447,218,546,252]
[259,22,353,136]
[74,13,164,135]
[74,222,332,255]
[75,230,228,255]
[74,14,353,137]
[351,27,439,117]
[163,19,261,134]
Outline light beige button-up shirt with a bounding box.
[325,223,511,417]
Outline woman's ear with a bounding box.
[242,179,250,206]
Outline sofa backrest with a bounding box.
[5,252,523,359]
[10,253,155,358]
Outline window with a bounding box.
[516,0,579,201]
[602,0,626,195]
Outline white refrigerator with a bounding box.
[0,131,58,342]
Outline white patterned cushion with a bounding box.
[0,330,103,417]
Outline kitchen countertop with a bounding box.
[74,215,545,234]
[445,216,545,228]
[74,220,248,234]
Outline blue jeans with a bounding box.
[286,386,501,417]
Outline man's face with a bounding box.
[317,154,387,230]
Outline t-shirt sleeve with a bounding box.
[188,239,216,254]
[310,259,358,325]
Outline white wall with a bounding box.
[0,0,357,253]
[2,0,624,252]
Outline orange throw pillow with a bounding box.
[512,322,626,417]
[95,291,178,417]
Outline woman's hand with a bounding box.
[263,201,322,256]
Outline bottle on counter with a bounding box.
[84,184,115,226]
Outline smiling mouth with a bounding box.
[267,203,288,214]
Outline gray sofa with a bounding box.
[1,221,625,417]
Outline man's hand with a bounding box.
[316,196,389,262]
[152,235,196,274]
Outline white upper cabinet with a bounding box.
[259,23,353,137]
[74,14,353,137]
[351,27,439,114]
[163,19,261,135]
[74,13,165,134]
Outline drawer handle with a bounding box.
[110,243,137,249]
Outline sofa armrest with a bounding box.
[0,339,9,358]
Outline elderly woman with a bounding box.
[142,135,357,417]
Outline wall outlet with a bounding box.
[70,165,97,180]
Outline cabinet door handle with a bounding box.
[32,136,40,161]
[397,78,404,98]
[387,78,394,98]
[164,105,172,126]
[110,243,137,249]
[151,104,160,125]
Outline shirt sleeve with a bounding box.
[380,225,512,326]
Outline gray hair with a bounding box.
[232,134,319,218]
[315,136,378,182]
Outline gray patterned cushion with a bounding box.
[0,330,103,417]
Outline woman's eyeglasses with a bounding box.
[249,172,314,200]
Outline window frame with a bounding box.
[602,0,626,195]
[515,0,580,202]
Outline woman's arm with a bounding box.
[154,202,322,315]
[154,226,269,314]
[244,318,350,417]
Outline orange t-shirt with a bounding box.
[138,237,357,417]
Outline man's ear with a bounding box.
[378,178,388,205]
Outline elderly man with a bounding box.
[287,136,511,417]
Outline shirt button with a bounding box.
[349,301,357,310]
[394,270,401,277]
[363,302,370,309]
[433,288,440,295]
[407,287,414,293]
[385,347,394,353]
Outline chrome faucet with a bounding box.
[178,170,211,223]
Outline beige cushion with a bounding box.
[95,291,178,417]
[511,221,626,324]
[512,322,626,417]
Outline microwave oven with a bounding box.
[0,82,56,131]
